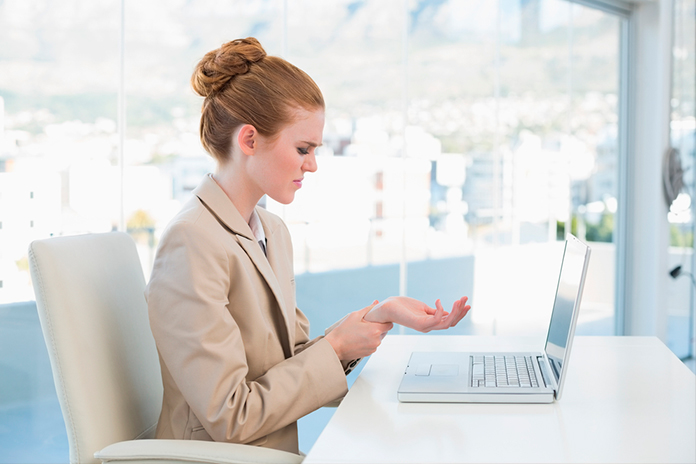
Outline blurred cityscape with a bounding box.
[0,0,694,308]
[0,88,628,302]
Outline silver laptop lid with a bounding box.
[543,234,591,400]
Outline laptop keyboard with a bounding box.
[470,355,539,388]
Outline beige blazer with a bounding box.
[146,174,348,455]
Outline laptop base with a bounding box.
[397,391,555,403]
[397,351,556,403]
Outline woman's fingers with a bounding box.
[440,296,470,328]
[434,299,448,322]
[423,303,438,315]
[451,297,471,326]
[421,300,449,331]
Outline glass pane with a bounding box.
[668,0,695,362]
[403,0,499,335]
[0,1,120,301]
[564,4,621,336]
[405,0,621,337]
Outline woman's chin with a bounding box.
[268,193,295,205]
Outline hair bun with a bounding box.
[191,37,267,97]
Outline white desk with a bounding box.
[305,335,696,464]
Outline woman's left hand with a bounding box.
[363,296,471,333]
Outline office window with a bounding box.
[399,0,621,337]
[0,0,623,331]
[0,0,120,304]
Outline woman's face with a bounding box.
[249,108,324,205]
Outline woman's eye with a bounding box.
[297,147,309,155]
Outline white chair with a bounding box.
[29,232,303,464]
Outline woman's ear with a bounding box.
[237,124,257,156]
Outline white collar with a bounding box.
[248,208,266,245]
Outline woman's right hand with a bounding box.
[324,302,393,361]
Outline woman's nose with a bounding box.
[303,151,317,173]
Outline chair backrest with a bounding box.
[29,232,162,464]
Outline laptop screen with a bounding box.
[544,235,590,387]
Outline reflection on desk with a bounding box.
[305,335,696,464]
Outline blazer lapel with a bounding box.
[257,209,297,351]
[193,175,294,356]
[235,235,293,356]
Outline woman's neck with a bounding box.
[212,165,262,225]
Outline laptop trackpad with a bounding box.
[416,364,459,376]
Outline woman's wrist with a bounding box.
[363,299,389,323]
[324,331,344,360]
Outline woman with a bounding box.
[146,37,471,455]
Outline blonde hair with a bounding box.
[191,37,325,162]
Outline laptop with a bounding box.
[397,234,591,403]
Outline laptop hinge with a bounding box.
[537,355,556,393]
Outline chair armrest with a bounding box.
[95,439,303,464]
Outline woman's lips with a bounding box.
[293,178,303,188]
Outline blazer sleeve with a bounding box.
[147,219,348,444]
